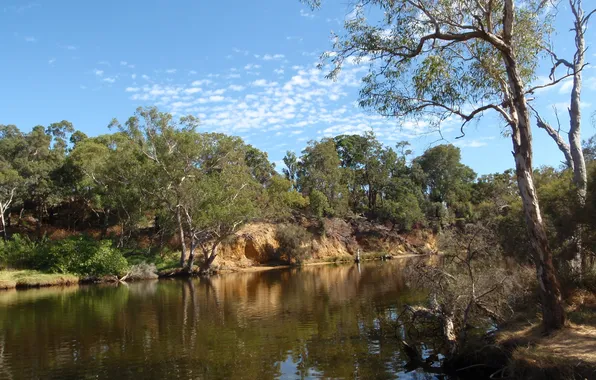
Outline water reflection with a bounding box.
[0,259,439,379]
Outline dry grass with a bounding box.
[496,290,596,379]
[0,270,79,290]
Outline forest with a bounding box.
[1,107,595,279]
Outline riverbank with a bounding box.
[447,288,596,379]
[0,252,425,290]
[0,270,79,290]
[496,289,596,379]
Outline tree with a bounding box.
[307,0,566,330]
[69,132,149,243]
[414,145,476,220]
[245,145,276,185]
[533,0,595,275]
[112,107,202,266]
[0,125,26,240]
[298,139,349,216]
[180,157,260,272]
[584,134,596,162]
[334,131,393,213]
[282,151,299,190]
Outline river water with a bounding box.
[0,260,442,379]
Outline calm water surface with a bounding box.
[0,260,440,379]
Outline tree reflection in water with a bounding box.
[0,259,444,379]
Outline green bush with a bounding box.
[37,237,128,276]
[275,224,312,265]
[0,234,40,269]
[0,235,128,276]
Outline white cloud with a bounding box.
[252,79,277,87]
[48,58,56,65]
[94,69,104,76]
[189,70,197,75]
[454,140,488,148]
[142,74,150,80]
[103,77,116,84]
[454,137,495,148]
[126,87,140,92]
[233,48,249,56]
[244,64,261,70]
[263,54,285,61]
[120,55,432,145]
[131,74,137,80]
[192,79,212,86]
[299,9,315,18]
[166,69,177,74]
[184,88,201,94]
[24,36,37,42]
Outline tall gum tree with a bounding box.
[533,0,594,275]
[305,0,566,331]
[111,107,200,267]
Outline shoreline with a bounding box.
[0,253,427,291]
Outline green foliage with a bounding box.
[318,0,551,124]
[298,138,349,216]
[266,176,309,217]
[309,189,331,218]
[414,145,476,206]
[0,234,40,269]
[275,224,312,265]
[378,195,425,232]
[0,235,127,276]
[36,237,128,276]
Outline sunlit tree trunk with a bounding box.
[504,48,566,330]
[176,207,187,267]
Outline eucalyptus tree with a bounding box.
[178,141,261,272]
[282,151,299,190]
[533,0,594,275]
[0,125,26,239]
[414,145,476,211]
[112,107,201,266]
[114,107,262,271]
[69,132,149,242]
[305,0,566,330]
[298,138,349,216]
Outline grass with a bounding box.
[495,289,596,379]
[0,270,79,290]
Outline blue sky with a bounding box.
[1,0,595,175]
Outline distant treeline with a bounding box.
[1,107,596,271]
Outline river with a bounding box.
[0,259,443,379]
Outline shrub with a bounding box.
[42,237,128,276]
[19,236,128,276]
[275,224,312,265]
[0,234,40,269]
[127,262,159,281]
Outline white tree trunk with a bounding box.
[500,9,566,330]
[176,207,187,267]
